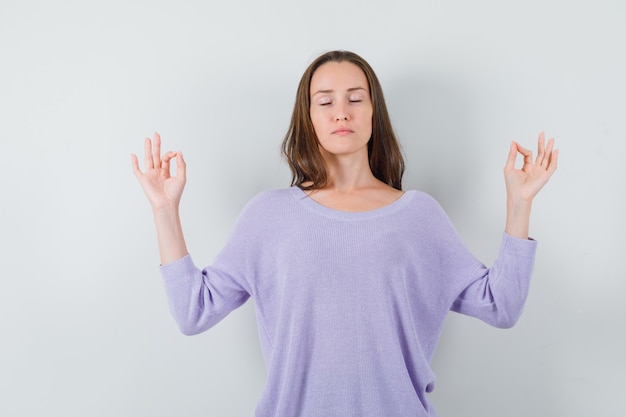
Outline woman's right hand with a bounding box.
[131,132,186,211]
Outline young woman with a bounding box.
[131,50,558,416]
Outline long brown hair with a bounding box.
[281,50,405,191]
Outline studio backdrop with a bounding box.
[1,0,624,416]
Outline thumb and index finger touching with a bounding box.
[131,132,186,180]
[505,132,559,172]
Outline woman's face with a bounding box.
[309,61,373,160]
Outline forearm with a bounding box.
[153,205,189,265]
[504,197,532,240]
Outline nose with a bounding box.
[335,107,350,121]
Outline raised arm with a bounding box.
[131,132,189,264]
[503,132,559,239]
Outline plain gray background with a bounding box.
[1,0,624,416]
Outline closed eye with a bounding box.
[348,93,364,103]
[317,98,332,106]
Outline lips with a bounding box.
[332,128,353,136]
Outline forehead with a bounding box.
[310,61,369,92]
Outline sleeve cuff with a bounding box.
[501,232,537,258]
[159,253,196,282]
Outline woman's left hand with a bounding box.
[504,132,559,204]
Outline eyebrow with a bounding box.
[311,87,368,96]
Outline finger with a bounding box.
[161,151,176,178]
[504,141,518,171]
[131,153,142,177]
[516,142,533,167]
[144,137,153,169]
[542,137,555,168]
[152,132,162,170]
[548,148,559,172]
[536,132,546,165]
[176,151,186,182]
[161,151,175,162]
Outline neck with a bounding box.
[321,149,378,192]
[304,149,403,212]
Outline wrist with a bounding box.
[151,206,188,265]
[152,203,180,218]
[507,197,532,213]
[505,199,532,239]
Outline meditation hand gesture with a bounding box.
[131,132,187,211]
[504,132,559,203]
[503,132,559,239]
